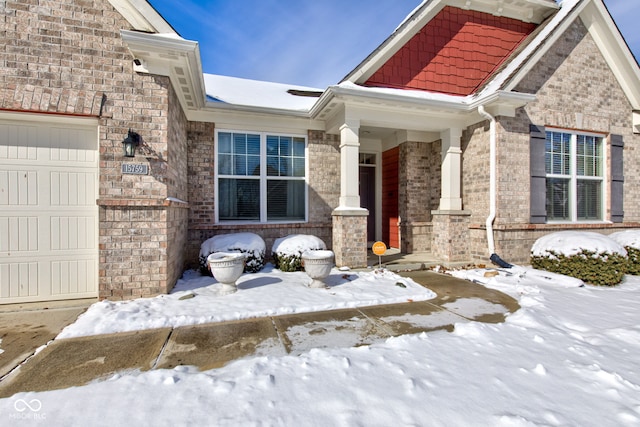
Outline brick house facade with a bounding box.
[1,0,638,303]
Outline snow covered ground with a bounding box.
[2,264,640,426]
[57,266,435,338]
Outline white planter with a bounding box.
[207,252,246,295]
[302,250,334,288]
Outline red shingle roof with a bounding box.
[364,6,537,96]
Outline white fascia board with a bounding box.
[314,84,535,117]
[121,30,206,111]
[316,86,535,133]
[187,108,325,134]
[451,0,558,23]
[108,0,176,34]
[200,100,313,118]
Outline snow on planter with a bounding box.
[199,232,266,274]
[531,231,628,286]
[272,234,327,272]
[609,230,640,275]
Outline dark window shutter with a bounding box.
[530,124,547,224]
[610,134,624,223]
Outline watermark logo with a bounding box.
[10,398,46,421]
[14,399,42,412]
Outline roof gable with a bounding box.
[107,0,176,34]
[364,6,537,96]
[482,0,640,113]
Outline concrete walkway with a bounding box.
[0,269,519,398]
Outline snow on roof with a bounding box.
[203,74,323,112]
[336,81,471,104]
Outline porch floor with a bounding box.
[366,248,472,271]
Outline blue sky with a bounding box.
[148,0,639,89]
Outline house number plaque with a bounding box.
[121,163,149,175]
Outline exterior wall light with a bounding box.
[122,129,141,157]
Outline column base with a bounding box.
[430,210,471,263]
[332,208,368,268]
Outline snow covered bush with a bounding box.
[272,234,327,272]
[609,230,640,275]
[530,231,627,286]
[199,233,266,275]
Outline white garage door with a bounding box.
[0,114,99,304]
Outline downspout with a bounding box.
[478,105,497,257]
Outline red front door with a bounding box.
[382,147,399,248]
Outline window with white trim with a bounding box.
[216,130,307,222]
[545,129,604,221]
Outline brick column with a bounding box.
[431,210,471,263]
[331,119,368,268]
[332,209,368,268]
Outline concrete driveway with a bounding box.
[0,270,519,398]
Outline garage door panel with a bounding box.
[50,171,96,206]
[51,216,96,251]
[0,216,39,253]
[0,170,38,206]
[51,258,96,296]
[0,262,39,298]
[0,117,98,304]
[49,127,97,163]
[0,123,38,160]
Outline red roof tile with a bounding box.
[364,6,537,96]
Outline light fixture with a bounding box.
[122,129,140,158]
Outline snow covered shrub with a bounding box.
[609,230,640,275]
[530,231,627,286]
[272,234,327,272]
[199,233,266,275]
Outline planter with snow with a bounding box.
[207,252,246,295]
[530,231,628,286]
[609,230,640,275]
[272,234,327,272]
[199,232,266,275]
[302,250,335,288]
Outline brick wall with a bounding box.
[399,140,432,252]
[308,130,340,223]
[1,0,190,299]
[185,129,339,268]
[464,17,640,264]
[99,203,167,299]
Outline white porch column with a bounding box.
[339,120,361,208]
[439,127,463,211]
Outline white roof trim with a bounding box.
[107,0,176,34]
[121,30,206,111]
[311,82,536,119]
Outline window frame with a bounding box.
[544,128,607,223]
[214,129,309,224]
